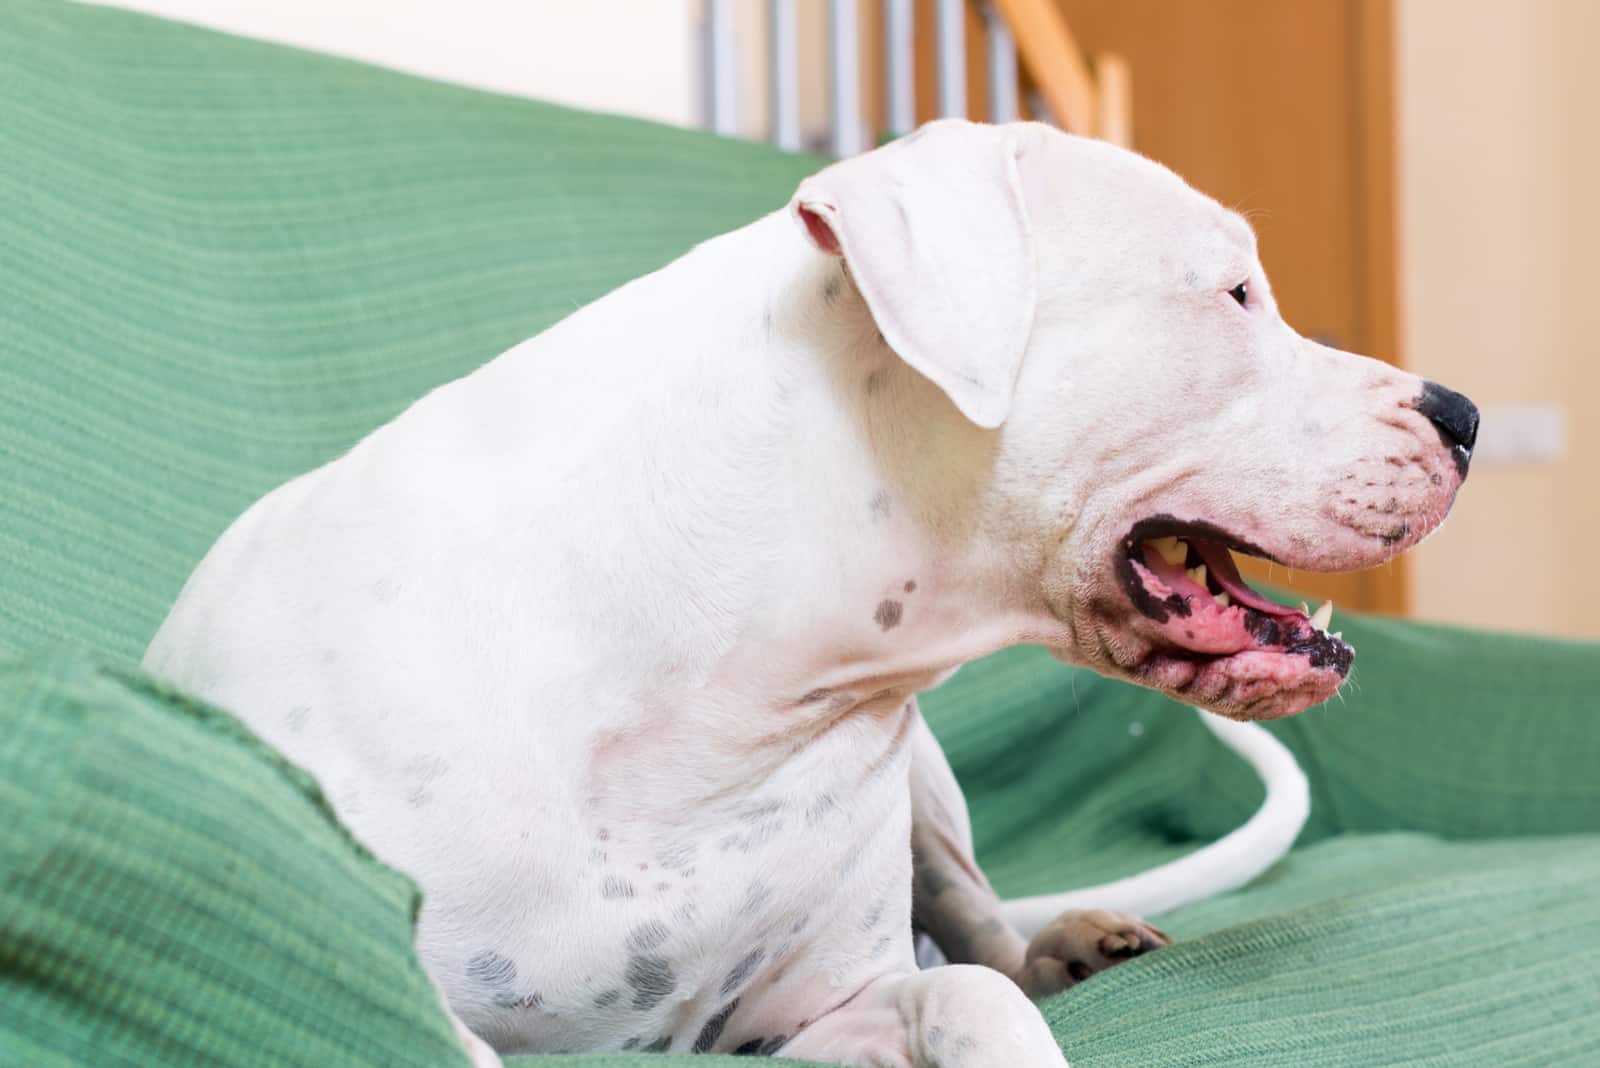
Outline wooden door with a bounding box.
[1052,0,1404,616]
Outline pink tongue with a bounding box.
[1189,540,1302,617]
[1145,538,1303,618]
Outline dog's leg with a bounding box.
[448,1012,504,1068]
[777,964,1068,1067]
[423,969,504,1067]
[907,716,1170,1000]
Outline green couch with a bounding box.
[3,2,1598,1064]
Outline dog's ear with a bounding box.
[790,119,1038,429]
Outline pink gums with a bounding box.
[1128,538,1350,717]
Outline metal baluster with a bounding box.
[705,0,737,136]
[829,0,864,156]
[935,0,966,118]
[984,3,1019,124]
[769,0,801,151]
[884,0,915,137]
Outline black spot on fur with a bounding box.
[741,800,783,822]
[823,274,842,305]
[721,948,764,996]
[734,1035,790,1055]
[806,793,837,825]
[466,951,526,1008]
[694,998,740,1053]
[869,490,892,520]
[626,954,676,1010]
[603,876,636,900]
[874,599,903,630]
[658,842,696,871]
[627,921,670,953]
[738,881,772,916]
[594,988,621,1008]
[643,1035,672,1052]
[466,950,517,989]
[904,579,917,593]
[916,860,951,900]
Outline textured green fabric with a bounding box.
[0,0,819,663]
[1,2,1598,1066]
[0,648,471,1067]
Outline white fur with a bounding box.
[144,121,1465,1065]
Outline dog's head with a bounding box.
[791,120,1476,721]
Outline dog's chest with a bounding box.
[442,709,920,1055]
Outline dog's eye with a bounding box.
[1228,282,1249,307]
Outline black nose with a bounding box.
[1416,381,1479,476]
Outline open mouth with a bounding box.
[1114,516,1353,718]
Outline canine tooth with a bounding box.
[1150,536,1188,567]
[1298,602,1310,617]
[1215,592,1232,608]
[1186,564,1208,588]
[1310,600,1334,631]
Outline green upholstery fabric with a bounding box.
[0,0,819,663]
[0,648,471,1067]
[1,2,1597,1065]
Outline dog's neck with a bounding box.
[469,210,1070,747]
[679,215,1071,716]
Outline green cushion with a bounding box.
[2,2,1598,1066]
[0,0,819,663]
[0,648,470,1067]
[919,615,1600,1066]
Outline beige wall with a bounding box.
[97,0,705,127]
[1397,0,1599,637]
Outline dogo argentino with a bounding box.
[144,119,1478,1065]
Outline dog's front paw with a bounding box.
[1013,909,1171,999]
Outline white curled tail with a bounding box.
[1000,713,1308,939]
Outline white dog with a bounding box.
[144,120,1476,1066]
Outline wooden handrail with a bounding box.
[988,0,1132,147]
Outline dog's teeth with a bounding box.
[1298,602,1311,617]
[1150,536,1188,567]
[1186,564,1208,589]
[1215,591,1232,608]
[1310,600,1334,631]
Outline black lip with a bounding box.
[1120,515,1281,563]
[1246,612,1354,675]
[1115,514,1280,624]
[1114,515,1354,678]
